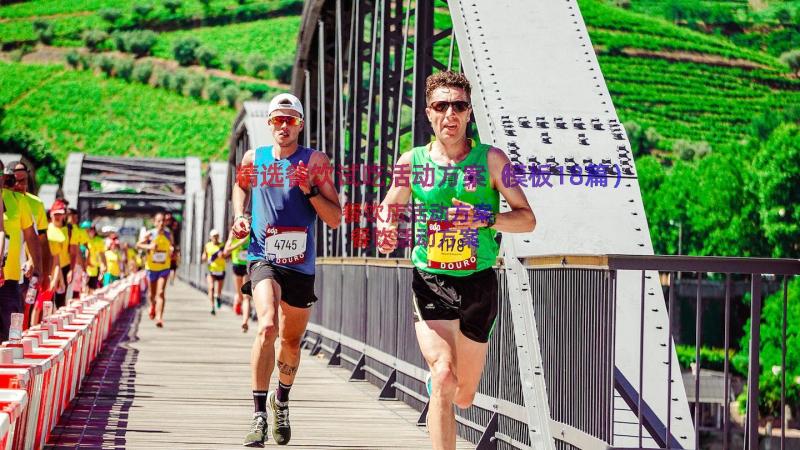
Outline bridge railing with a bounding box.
[179,255,800,450]
[527,255,800,450]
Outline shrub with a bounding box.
[780,49,800,76]
[170,70,189,93]
[173,37,200,66]
[223,53,242,74]
[207,80,225,103]
[132,3,154,20]
[82,29,108,52]
[32,20,54,44]
[132,62,153,84]
[195,45,218,68]
[223,84,239,107]
[186,75,205,99]
[99,8,123,24]
[65,50,81,69]
[245,54,269,77]
[271,54,294,84]
[154,69,172,88]
[163,0,183,14]
[674,139,711,161]
[127,30,157,57]
[111,31,128,52]
[240,82,271,99]
[115,58,135,81]
[96,55,115,76]
[79,53,93,70]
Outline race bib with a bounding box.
[210,271,224,277]
[265,226,307,265]
[237,249,248,261]
[426,221,476,271]
[152,251,167,263]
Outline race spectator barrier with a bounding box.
[0,271,144,450]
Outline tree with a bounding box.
[98,8,123,25]
[127,30,157,57]
[780,50,800,76]
[207,80,225,103]
[132,3,154,21]
[172,37,200,66]
[32,20,54,45]
[735,277,800,418]
[132,61,153,84]
[96,55,115,76]
[245,54,269,77]
[82,29,108,52]
[223,84,240,108]
[170,70,189,93]
[115,58,135,81]
[752,123,800,258]
[163,0,183,14]
[186,75,205,99]
[195,45,218,68]
[65,50,81,69]
[224,53,242,74]
[271,55,294,84]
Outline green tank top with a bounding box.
[231,236,250,266]
[410,141,500,277]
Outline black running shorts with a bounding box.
[248,260,317,309]
[411,267,499,343]
[232,264,247,277]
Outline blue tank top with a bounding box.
[248,145,317,275]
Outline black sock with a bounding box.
[253,391,268,413]
[276,382,292,403]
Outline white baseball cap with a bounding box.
[268,93,304,119]
[209,228,220,237]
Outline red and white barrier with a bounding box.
[0,272,144,450]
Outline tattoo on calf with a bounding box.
[277,360,298,376]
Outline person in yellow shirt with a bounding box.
[202,229,226,316]
[10,161,52,302]
[46,200,72,308]
[102,234,124,286]
[67,208,88,299]
[0,160,42,342]
[224,233,251,332]
[83,223,105,293]
[137,212,173,328]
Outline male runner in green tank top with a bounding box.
[377,71,536,450]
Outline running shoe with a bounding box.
[215,297,222,309]
[243,412,268,447]
[268,391,291,445]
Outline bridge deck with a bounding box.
[45,281,470,449]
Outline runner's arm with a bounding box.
[22,225,42,277]
[488,147,536,233]
[306,152,341,229]
[378,151,413,229]
[231,150,253,238]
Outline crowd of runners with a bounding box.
[0,69,534,450]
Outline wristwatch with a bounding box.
[486,212,496,228]
[304,185,320,199]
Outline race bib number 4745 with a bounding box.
[265,226,307,265]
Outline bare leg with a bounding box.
[415,320,460,450]
[453,332,489,408]
[276,301,312,386]
[154,276,167,324]
[251,279,282,390]
[233,274,244,312]
[242,295,251,329]
[206,275,214,311]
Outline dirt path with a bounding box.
[620,48,772,71]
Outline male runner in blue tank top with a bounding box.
[231,93,341,447]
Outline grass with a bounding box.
[150,15,301,71]
[0,61,234,162]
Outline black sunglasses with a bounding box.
[428,100,471,113]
